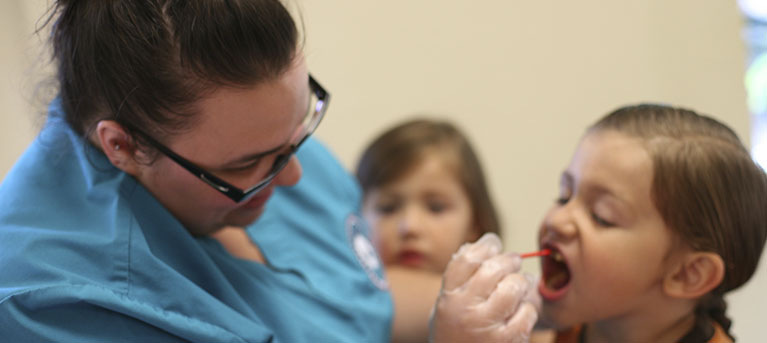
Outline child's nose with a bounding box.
[542,203,578,241]
[398,205,424,238]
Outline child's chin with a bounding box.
[541,305,578,331]
[535,309,565,331]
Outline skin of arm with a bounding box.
[386,266,443,343]
[530,329,556,342]
[211,226,266,263]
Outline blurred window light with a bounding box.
[740,0,767,169]
[739,0,767,22]
[746,55,767,169]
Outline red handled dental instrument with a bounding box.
[520,249,551,259]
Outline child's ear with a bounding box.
[663,252,725,299]
[96,120,141,176]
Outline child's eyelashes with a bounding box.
[592,213,614,227]
[553,193,617,227]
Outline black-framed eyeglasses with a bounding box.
[134,74,329,203]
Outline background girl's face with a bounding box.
[133,57,309,236]
[538,130,679,329]
[362,153,479,274]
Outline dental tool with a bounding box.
[520,249,551,259]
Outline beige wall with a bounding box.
[0,1,47,180]
[2,0,764,340]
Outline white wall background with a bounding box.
[0,1,48,178]
[2,0,764,341]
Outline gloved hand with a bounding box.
[429,233,541,343]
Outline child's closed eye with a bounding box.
[592,212,615,227]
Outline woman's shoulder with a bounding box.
[0,107,203,308]
[294,137,360,197]
[0,283,273,341]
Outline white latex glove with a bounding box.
[429,233,541,343]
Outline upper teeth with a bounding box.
[552,251,563,262]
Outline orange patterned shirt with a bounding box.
[553,322,733,343]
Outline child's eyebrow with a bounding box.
[565,170,633,209]
[583,182,633,212]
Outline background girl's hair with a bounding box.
[355,118,501,237]
[45,0,298,148]
[590,103,767,338]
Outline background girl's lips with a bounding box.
[398,250,425,267]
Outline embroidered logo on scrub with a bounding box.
[346,214,388,290]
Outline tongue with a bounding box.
[546,269,570,289]
[543,254,571,290]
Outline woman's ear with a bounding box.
[95,120,141,176]
[663,252,725,299]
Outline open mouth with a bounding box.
[540,244,571,299]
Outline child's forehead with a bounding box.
[423,145,462,164]
[401,153,462,181]
[575,131,650,168]
[397,146,460,174]
[566,131,655,204]
[370,154,465,194]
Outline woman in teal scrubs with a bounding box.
[0,1,540,341]
[0,1,391,341]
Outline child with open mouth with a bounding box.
[535,104,767,343]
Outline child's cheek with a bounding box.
[376,234,397,266]
[581,248,630,295]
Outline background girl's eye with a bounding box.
[427,201,448,213]
[555,196,570,205]
[375,202,399,215]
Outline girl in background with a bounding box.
[538,104,767,342]
[356,118,501,342]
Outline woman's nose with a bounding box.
[272,155,302,187]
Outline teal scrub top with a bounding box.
[0,101,392,342]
